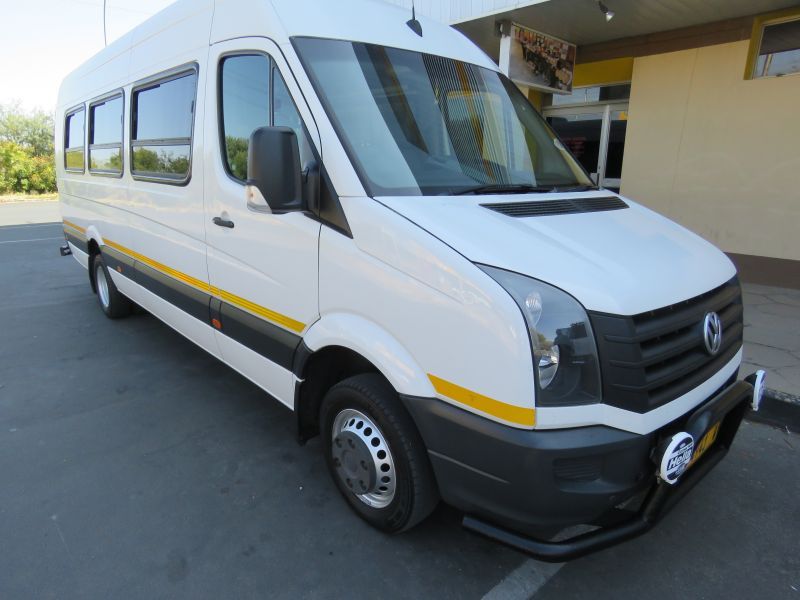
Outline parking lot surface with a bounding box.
[1,219,798,599]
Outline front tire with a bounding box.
[320,374,439,533]
[93,254,132,319]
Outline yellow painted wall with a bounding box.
[620,40,800,261]
[573,57,633,87]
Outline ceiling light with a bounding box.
[597,0,615,22]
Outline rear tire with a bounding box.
[93,254,132,319]
[320,374,439,533]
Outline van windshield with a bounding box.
[293,37,592,197]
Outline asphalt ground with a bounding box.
[1,219,798,599]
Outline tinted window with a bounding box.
[273,69,314,167]
[756,18,800,78]
[132,70,197,181]
[220,55,314,182]
[90,96,122,145]
[65,108,85,171]
[220,55,270,180]
[89,95,123,174]
[133,73,196,140]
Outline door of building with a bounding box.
[544,99,628,193]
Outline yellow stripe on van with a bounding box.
[427,374,535,427]
[102,238,306,334]
[63,220,87,235]
[210,286,305,333]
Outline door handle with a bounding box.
[213,216,234,229]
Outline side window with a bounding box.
[220,54,314,182]
[64,108,85,172]
[89,94,123,175]
[220,54,270,181]
[272,66,314,167]
[131,69,197,183]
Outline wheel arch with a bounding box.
[294,314,435,442]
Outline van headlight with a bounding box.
[479,265,602,407]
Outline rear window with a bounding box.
[64,108,85,171]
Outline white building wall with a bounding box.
[381,0,545,25]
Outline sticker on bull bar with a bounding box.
[659,432,695,485]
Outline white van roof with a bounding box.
[58,0,496,111]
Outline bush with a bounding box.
[0,141,56,194]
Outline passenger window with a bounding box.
[64,108,85,171]
[131,70,197,182]
[89,94,123,175]
[220,54,314,182]
[220,55,270,181]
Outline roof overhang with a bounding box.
[454,0,799,63]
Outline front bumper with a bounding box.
[401,378,754,561]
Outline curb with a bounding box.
[744,388,800,433]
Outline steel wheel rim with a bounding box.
[331,408,396,508]
[96,263,110,309]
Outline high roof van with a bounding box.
[56,0,766,560]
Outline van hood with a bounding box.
[376,192,736,315]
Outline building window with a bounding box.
[89,93,123,176]
[64,107,85,172]
[219,54,314,182]
[748,12,800,79]
[131,67,197,183]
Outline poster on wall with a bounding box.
[501,22,576,94]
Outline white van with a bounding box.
[56,0,765,560]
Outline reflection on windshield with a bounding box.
[294,37,591,197]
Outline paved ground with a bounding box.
[741,285,800,398]
[1,210,798,599]
[0,200,61,226]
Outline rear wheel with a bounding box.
[93,254,132,319]
[320,374,438,533]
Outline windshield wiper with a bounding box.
[548,183,598,193]
[452,182,598,195]
[452,183,554,196]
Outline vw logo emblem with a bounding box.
[703,312,723,355]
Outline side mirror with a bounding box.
[246,126,305,213]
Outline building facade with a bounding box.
[385,0,800,286]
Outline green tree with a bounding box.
[0,141,56,193]
[0,102,55,157]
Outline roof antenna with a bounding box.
[103,0,108,46]
[406,1,423,37]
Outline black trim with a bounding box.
[102,244,134,276]
[402,379,752,561]
[134,260,211,323]
[481,196,628,218]
[589,277,744,413]
[218,301,301,371]
[102,249,302,370]
[292,340,314,378]
[64,230,88,254]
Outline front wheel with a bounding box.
[320,374,439,533]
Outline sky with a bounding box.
[0,0,176,112]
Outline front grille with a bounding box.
[481,196,627,218]
[588,277,744,413]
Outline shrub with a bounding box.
[0,141,56,194]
